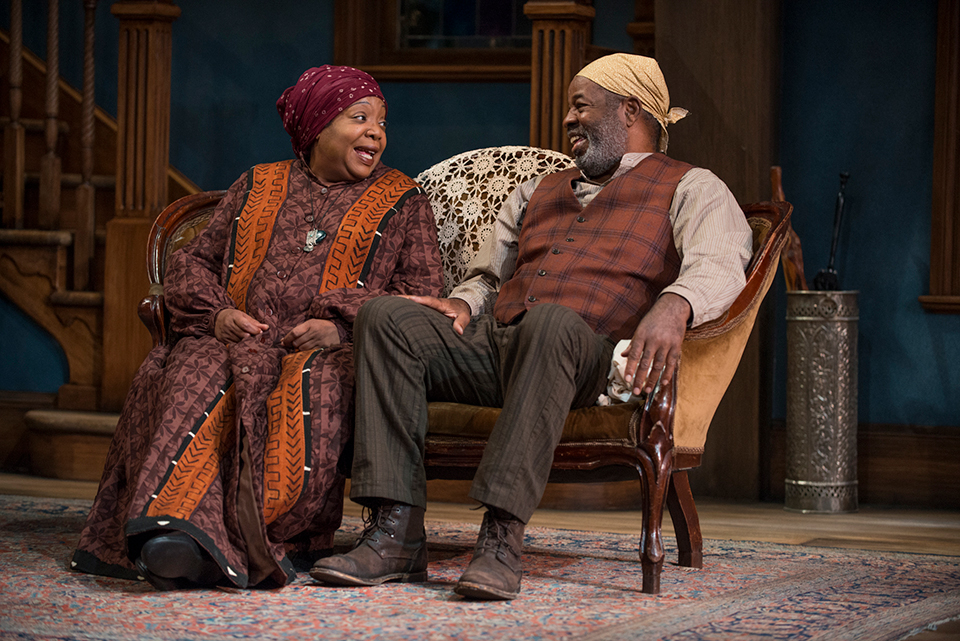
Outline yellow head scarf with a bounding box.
[575,53,688,153]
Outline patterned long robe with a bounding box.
[72,160,443,588]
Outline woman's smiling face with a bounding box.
[308,97,387,184]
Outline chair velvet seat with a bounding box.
[427,401,639,443]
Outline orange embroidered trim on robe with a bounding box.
[318,168,420,293]
[224,160,293,312]
[262,350,320,524]
[145,382,237,520]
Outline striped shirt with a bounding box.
[451,152,752,328]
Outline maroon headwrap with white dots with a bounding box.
[276,65,386,161]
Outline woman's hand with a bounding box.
[215,309,269,344]
[282,319,340,351]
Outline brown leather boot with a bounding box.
[454,507,524,600]
[309,502,428,586]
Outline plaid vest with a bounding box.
[493,153,691,341]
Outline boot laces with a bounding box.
[357,505,397,546]
[478,513,518,556]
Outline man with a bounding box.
[310,54,752,600]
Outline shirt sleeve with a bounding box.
[449,175,544,316]
[660,167,754,327]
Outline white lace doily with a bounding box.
[415,146,576,295]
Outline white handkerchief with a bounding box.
[597,339,651,406]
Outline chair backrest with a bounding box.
[674,201,791,458]
[415,146,576,295]
[146,190,225,286]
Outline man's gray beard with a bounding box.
[571,117,628,179]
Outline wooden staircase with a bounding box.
[0,2,194,482]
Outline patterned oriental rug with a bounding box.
[1,495,958,641]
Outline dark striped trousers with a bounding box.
[349,296,614,523]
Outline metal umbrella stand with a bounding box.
[785,173,858,513]
[785,290,858,512]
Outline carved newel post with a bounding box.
[523,1,594,155]
[101,0,180,411]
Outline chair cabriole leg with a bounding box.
[637,375,677,595]
[637,426,674,594]
[667,469,703,568]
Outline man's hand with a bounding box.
[215,309,269,344]
[622,293,691,396]
[282,319,340,351]
[401,295,472,334]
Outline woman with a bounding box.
[71,66,444,590]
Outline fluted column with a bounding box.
[102,0,180,411]
[524,1,594,155]
[112,0,179,218]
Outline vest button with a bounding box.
[566,237,575,242]
[551,248,560,254]
[576,216,586,223]
[537,269,547,276]
[277,271,287,279]
[528,295,537,302]
[306,215,314,222]
[321,187,329,194]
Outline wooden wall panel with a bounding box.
[654,0,781,499]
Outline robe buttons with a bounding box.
[321,187,328,194]
[241,366,249,373]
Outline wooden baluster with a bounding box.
[39,0,62,230]
[524,1,594,155]
[3,0,25,229]
[74,0,98,290]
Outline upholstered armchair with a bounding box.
[141,146,791,595]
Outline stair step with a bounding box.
[24,410,118,482]
[48,290,104,307]
[24,171,116,188]
[0,229,72,246]
[0,228,107,246]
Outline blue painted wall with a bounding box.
[1,1,956,426]
[775,0,957,426]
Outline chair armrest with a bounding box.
[138,290,166,348]
[632,370,677,462]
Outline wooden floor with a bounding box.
[3,472,959,639]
